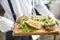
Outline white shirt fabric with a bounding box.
[0,0,56,40]
[0,0,15,22]
[0,0,56,21]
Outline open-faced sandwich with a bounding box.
[31,15,57,31]
[15,15,57,33]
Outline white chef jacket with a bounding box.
[0,0,56,22]
[0,0,56,40]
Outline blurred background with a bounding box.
[0,0,60,40]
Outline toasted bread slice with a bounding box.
[16,16,28,23]
[25,19,44,30]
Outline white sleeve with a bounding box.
[0,17,14,32]
[11,0,23,17]
[35,0,56,21]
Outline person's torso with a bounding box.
[1,0,40,21]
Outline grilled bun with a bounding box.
[25,19,44,30]
[43,22,57,31]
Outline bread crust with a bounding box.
[25,19,44,29]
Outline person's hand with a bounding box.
[0,17,14,32]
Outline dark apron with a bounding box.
[6,31,32,40]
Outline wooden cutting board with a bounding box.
[12,23,59,36]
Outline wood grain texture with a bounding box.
[12,23,59,36]
[54,34,58,40]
